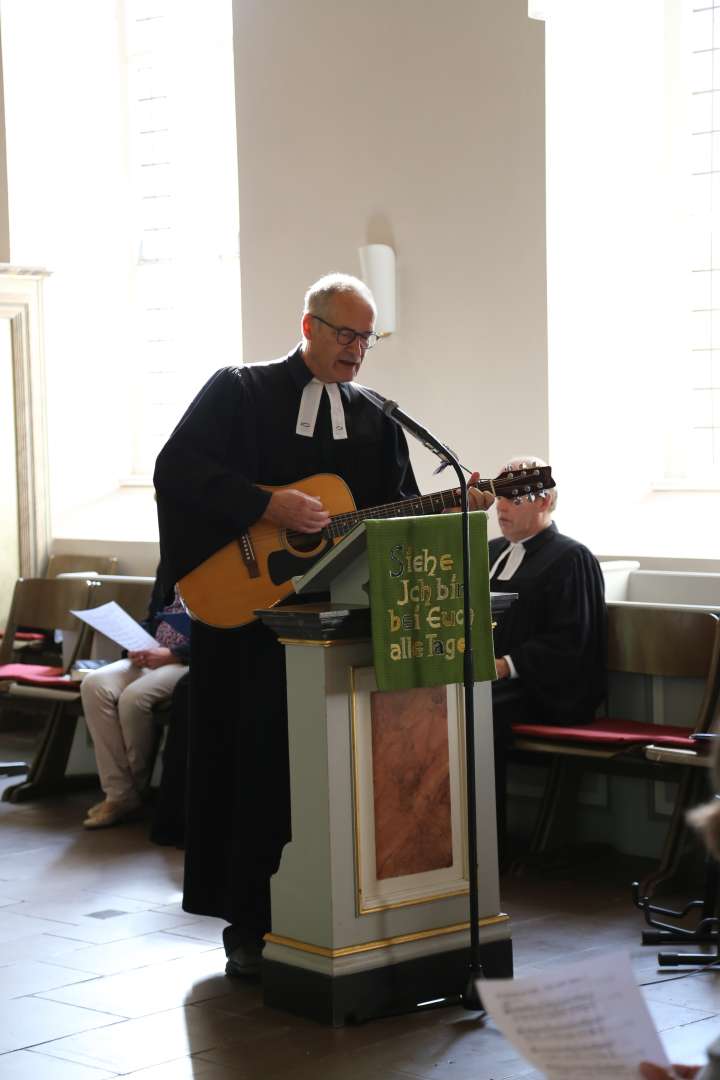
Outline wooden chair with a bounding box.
[85,576,154,619]
[2,576,156,800]
[46,553,119,577]
[0,578,95,797]
[633,734,719,967]
[509,605,720,894]
[0,555,118,661]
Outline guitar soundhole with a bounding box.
[284,530,325,556]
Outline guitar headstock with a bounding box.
[489,465,555,503]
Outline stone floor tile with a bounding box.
[660,1013,720,1068]
[0,1048,116,1079]
[38,949,235,1018]
[8,908,196,947]
[42,930,217,976]
[0,960,99,1001]
[644,968,720,1011]
[0,996,119,1055]
[162,919,229,945]
[644,993,715,1031]
[35,1005,244,1075]
[2,891,160,923]
[0,908,86,943]
[0,932,104,967]
[123,1058,256,1079]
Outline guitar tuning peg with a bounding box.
[527,493,536,502]
[513,496,522,506]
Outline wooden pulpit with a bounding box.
[256,524,513,1025]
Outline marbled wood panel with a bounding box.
[370,686,452,880]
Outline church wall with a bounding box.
[0,25,11,264]
[231,0,548,495]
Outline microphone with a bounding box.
[381,400,442,452]
[355,385,459,468]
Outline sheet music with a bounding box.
[70,602,157,652]
[480,951,671,1080]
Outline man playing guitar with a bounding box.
[154,272,492,977]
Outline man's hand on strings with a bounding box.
[444,471,494,512]
[468,471,494,510]
[263,489,331,533]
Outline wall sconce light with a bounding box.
[359,244,396,336]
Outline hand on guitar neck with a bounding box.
[262,488,331,533]
[447,471,495,513]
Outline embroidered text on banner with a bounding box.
[366,513,495,691]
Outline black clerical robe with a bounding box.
[153,347,419,932]
[489,523,607,727]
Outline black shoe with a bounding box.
[225,939,263,978]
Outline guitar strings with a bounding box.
[245,469,551,547]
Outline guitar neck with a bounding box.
[324,485,477,539]
[321,466,554,539]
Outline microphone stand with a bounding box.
[357,387,486,1014]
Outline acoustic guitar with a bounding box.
[178,466,555,628]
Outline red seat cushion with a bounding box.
[0,663,80,690]
[511,717,698,750]
[0,631,45,640]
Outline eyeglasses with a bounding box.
[311,314,379,350]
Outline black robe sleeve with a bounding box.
[153,368,271,585]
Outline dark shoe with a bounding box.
[225,939,263,978]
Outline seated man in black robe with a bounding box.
[488,456,607,859]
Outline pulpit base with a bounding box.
[262,938,513,1026]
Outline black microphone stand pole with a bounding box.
[357,388,486,1014]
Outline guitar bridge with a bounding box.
[237,533,260,579]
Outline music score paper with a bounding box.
[479,952,672,1080]
[70,602,157,652]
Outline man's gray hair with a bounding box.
[501,455,558,511]
[303,273,376,318]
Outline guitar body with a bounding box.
[177,474,357,628]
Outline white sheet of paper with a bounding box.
[479,951,672,1080]
[70,601,157,652]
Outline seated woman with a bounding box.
[81,572,189,829]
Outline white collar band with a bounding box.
[296,379,348,440]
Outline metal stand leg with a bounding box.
[633,854,720,967]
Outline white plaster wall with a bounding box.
[1,0,134,523]
[544,0,720,563]
[232,0,548,495]
[0,319,17,621]
[0,23,10,264]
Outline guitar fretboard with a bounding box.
[324,487,464,539]
[321,468,551,540]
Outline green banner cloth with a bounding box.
[366,512,495,691]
